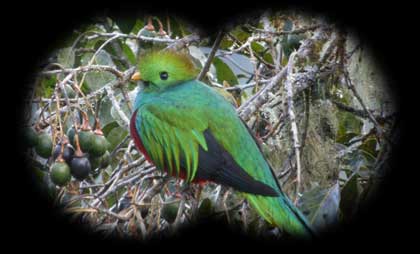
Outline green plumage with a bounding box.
[132,51,314,237]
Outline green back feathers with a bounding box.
[139,51,199,88]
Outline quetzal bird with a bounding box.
[130,51,314,237]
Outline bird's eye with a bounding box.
[159,71,169,80]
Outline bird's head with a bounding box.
[131,51,199,92]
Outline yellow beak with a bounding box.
[131,71,141,81]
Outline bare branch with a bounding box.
[283,51,303,198]
[197,31,225,81]
[238,68,287,121]
[237,26,330,121]
[165,34,200,51]
[87,32,177,43]
[105,85,130,127]
[42,65,124,78]
[245,24,321,36]
[331,99,394,124]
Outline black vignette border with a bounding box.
[11,1,410,251]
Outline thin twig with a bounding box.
[238,68,287,121]
[300,89,311,150]
[87,32,176,43]
[197,31,225,81]
[246,24,320,36]
[284,51,303,200]
[237,26,330,122]
[343,71,385,141]
[105,85,130,127]
[331,99,393,124]
[42,65,124,78]
[165,34,200,51]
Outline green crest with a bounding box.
[139,51,199,89]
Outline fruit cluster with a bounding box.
[24,112,111,187]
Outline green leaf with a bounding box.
[213,57,238,85]
[37,76,56,98]
[114,17,137,34]
[57,47,75,68]
[98,97,115,128]
[336,132,359,144]
[341,149,373,176]
[298,183,340,230]
[198,198,214,218]
[359,136,379,158]
[162,200,180,223]
[231,26,250,42]
[339,174,361,223]
[106,188,126,207]
[263,52,274,64]
[131,19,146,35]
[251,41,264,53]
[336,111,363,144]
[171,17,192,37]
[219,37,234,50]
[236,74,248,79]
[80,50,117,92]
[102,121,119,137]
[105,126,128,151]
[122,42,137,65]
[250,42,274,64]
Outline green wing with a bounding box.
[136,103,209,182]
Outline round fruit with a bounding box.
[35,132,53,158]
[24,127,38,147]
[43,173,57,199]
[53,143,74,163]
[67,127,76,146]
[90,134,108,157]
[162,200,180,224]
[78,130,94,153]
[70,153,91,180]
[50,161,71,186]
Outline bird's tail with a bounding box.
[245,192,315,238]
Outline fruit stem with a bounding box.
[74,132,83,157]
[72,122,83,156]
[153,17,166,36]
[145,17,155,31]
[94,117,104,135]
[56,153,65,163]
[54,89,65,144]
[80,111,91,131]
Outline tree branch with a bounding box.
[42,65,124,78]
[284,52,303,199]
[197,31,224,81]
[245,24,321,36]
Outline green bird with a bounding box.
[130,50,314,238]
